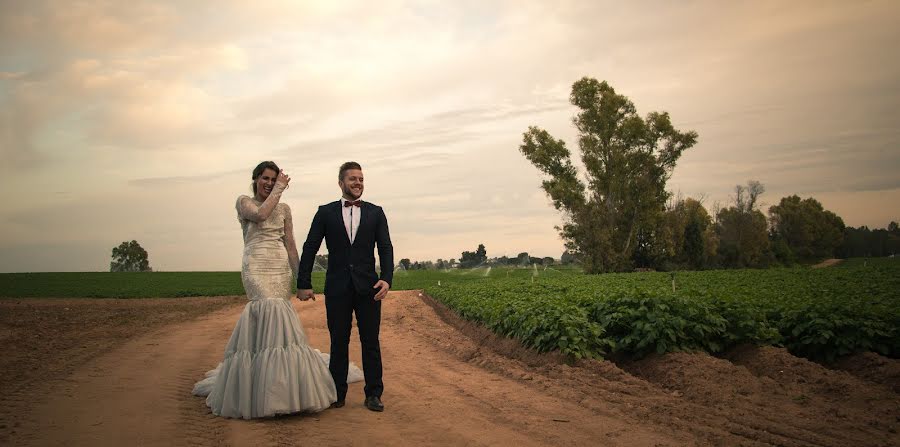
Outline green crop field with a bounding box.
[0,265,576,298]
[424,258,900,362]
[0,271,248,298]
[2,260,896,362]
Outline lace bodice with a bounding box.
[235,186,300,300]
[236,196,290,247]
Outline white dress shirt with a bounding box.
[340,198,362,244]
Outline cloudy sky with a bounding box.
[1,1,898,272]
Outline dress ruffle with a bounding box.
[192,298,361,419]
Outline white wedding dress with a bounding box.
[192,194,363,419]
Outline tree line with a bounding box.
[519,76,897,273]
[398,243,574,271]
[639,181,897,271]
[397,190,898,273]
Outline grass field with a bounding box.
[0,265,578,298]
[0,271,248,298]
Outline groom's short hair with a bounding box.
[339,161,362,181]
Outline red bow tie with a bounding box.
[344,200,362,207]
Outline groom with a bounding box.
[296,161,394,412]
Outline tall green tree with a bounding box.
[516,252,531,266]
[661,197,716,269]
[110,240,152,272]
[459,244,487,268]
[715,181,771,268]
[520,77,697,273]
[768,195,845,262]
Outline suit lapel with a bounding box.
[356,202,371,245]
[331,201,351,245]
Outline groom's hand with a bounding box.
[373,280,390,301]
[296,289,315,301]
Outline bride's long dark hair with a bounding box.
[251,161,280,194]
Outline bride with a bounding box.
[193,161,362,419]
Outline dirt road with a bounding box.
[2,292,897,446]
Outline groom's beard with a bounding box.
[341,183,362,200]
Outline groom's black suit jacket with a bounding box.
[297,200,394,297]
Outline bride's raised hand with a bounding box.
[276,170,291,189]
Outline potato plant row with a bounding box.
[425,259,899,361]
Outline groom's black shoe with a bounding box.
[330,400,345,409]
[364,396,384,412]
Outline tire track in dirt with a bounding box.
[0,297,244,446]
[8,304,266,446]
[8,292,692,446]
[4,292,898,446]
[262,291,687,446]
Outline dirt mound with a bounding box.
[621,351,769,403]
[725,345,899,444]
[833,352,900,392]
[616,346,899,447]
[725,344,896,400]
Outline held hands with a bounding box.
[296,283,387,301]
[373,280,390,301]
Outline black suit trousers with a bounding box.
[325,289,383,400]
